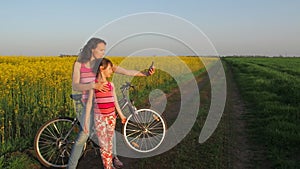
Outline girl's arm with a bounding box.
[111,83,127,124]
[113,65,155,77]
[72,61,109,92]
[84,89,94,134]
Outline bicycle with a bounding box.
[34,82,167,168]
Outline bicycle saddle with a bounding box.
[70,94,82,101]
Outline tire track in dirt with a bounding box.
[225,61,271,169]
[225,63,253,169]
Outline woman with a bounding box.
[68,38,154,169]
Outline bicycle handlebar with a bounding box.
[120,82,135,91]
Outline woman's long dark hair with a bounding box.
[77,38,106,63]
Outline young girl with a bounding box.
[84,58,126,169]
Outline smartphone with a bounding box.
[148,61,154,72]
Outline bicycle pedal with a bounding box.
[131,141,139,148]
[153,115,160,121]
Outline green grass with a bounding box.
[0,151,40,169]
[223,57,300,168]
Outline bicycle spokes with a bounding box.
[123,109,166,153]
[34,118,80,168]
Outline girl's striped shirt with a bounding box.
[94,81,115,116]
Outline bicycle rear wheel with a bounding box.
[123,109,166,153]
[34,117,81,168]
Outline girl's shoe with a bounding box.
[113,157,124,168]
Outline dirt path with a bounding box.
[225,64,253,169]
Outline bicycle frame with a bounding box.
[119,86,137,115]
[62,118,79,142]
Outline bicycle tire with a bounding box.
[34,117,83,168]
[123,109,166,153]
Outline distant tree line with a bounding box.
[59,54,78,57]
[223,55,299,58]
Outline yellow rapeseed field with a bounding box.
[0,56,216,154]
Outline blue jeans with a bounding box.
[67,107,91,169]
[67,129,89,169]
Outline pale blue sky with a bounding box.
[1,0,299,56]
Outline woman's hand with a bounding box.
[93,82,109,92]
[148,67,155,76]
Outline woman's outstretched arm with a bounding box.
[113,65,155,77]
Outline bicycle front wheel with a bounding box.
[34,117,81,168]
[123,109,166,153]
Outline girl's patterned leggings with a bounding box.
[94,114,116,169]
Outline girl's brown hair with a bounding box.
[92,58,113,77]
